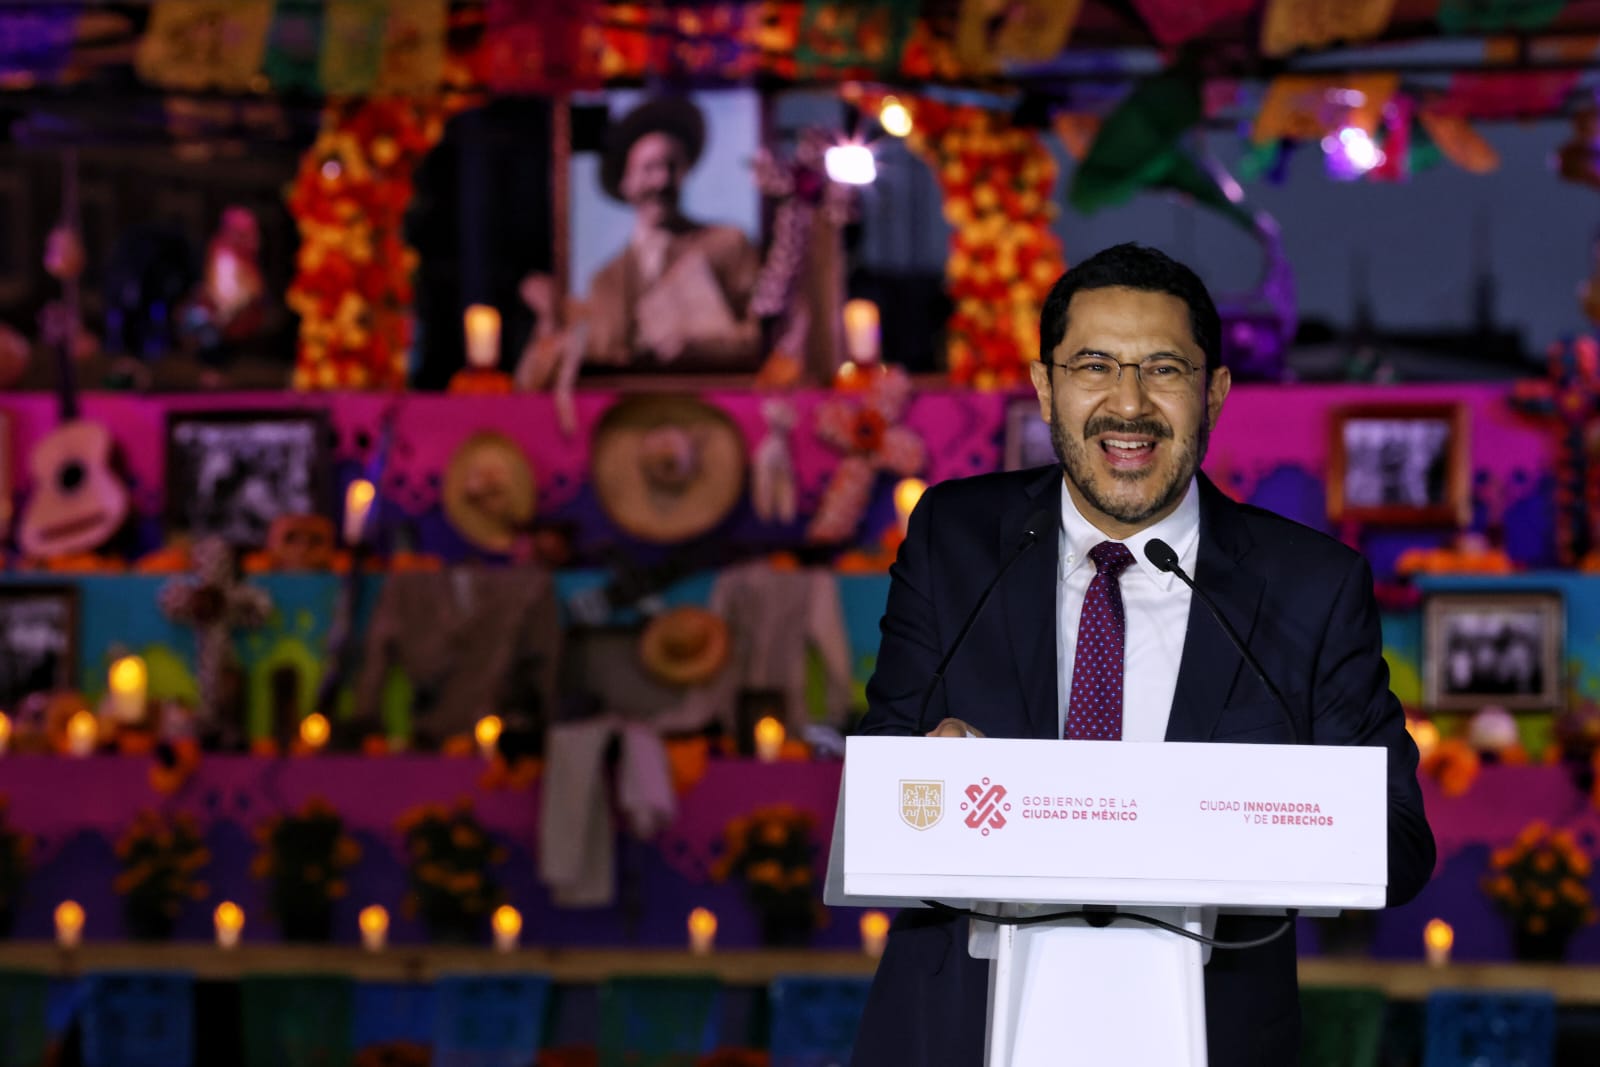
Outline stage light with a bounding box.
[825,143,876,185]
[879,97,913,138]
[1321,126,1383,180]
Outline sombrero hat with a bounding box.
[442,431,536,552]
[639,606,730,687]
[600,95,707,202]
[590,396,746,544]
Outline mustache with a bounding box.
[1082,416,1173,440]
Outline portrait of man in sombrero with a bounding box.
[573,94,763,371]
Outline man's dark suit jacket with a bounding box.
[851,466,1435,1067]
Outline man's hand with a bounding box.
[926,718,985,738]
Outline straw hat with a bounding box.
[638,606,730,687]
[590,396,746,544]
[442,432,536,552]
[600,96,707,202]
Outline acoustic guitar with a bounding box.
[16,149,130,559]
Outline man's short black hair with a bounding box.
[1038,243,1221,377]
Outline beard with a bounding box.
[1049,394,1208,528]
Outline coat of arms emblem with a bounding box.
[899,780,943,830]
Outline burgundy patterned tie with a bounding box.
[1064,541,1136,741]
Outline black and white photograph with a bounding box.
[1424,592,1564,711]
[165,410,328,548]
[1329,404,1469,526]
[0,585,78,708]
[1004,398,1056,471]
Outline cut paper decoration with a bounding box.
[1252,73,1398,143]
[1260,0,1398,59]
[955,0,1083,71]
[135,0,274,91]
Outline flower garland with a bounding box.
[286,97,465,390]
[851,90,1066,388]
[807,365,924,543]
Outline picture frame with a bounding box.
[0,584,79,707]
[165,409,330,548]
[1423,591,1564,711]
[1327,403,1470,526]
[1003,396,1054,471]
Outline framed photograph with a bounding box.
[1424,591,1564,711]
[567,89,764,375]
[165,409,329,548]
[0,585,79,707]
[1004,397,1055,471]
[1328,404,1470,526]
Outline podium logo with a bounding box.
[961,777,1011,835]
[899,780,944,830]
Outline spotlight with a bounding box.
[825,143,877,185]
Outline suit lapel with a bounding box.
[1002,468,1061,740]
[1165,476,1264,742]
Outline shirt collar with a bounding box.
[1058,475,1201,591]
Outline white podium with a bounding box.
[825,737,1387,1067]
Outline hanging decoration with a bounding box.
[373,0,447,96]
[0,4,81,83]
[1259,0,1398,59]
[807,366,924,543]
[796,0,918,78]
[135,0,274,91]
[1130,0,1256,49]
[484,0,601,93]
[854,90,1064,387]
[1436,0,1568,34]
[1441,36,1588,119]
[286,96,465,390]
[1418,109,1501,174]
[261,0,323,92]
[1252,73,1398,143]
[955,0,1083,72]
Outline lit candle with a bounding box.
[65,709,98,757]
[754,716,785,763]
[492,905,522,952]
[894,478,927,532]
[359,905,389,952]
[300,713,331,751]
[108,655,148,724]
[214,901,244,949]
[687,907,717,955]
[55,900,84,948]
[464,304,502,370]
[343,479,376,546]
[842,299,881,364]
[0,712,10,755]
[860,910,890,958]
[475,715,503,760]
[1424,918,1453,966]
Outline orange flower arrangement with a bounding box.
[252,798,361,941]
[0,796,33,934]
[712,805,820,944]
[397,800,507,942]
[1483,821,1598,958]
[1421,736,1481,797]
[850,89,1066,388]
[114,810,209,939]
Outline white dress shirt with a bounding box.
[1056,477,1200,741]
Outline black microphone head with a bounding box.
[1020,508,1053,545]
[1144,538,1181,574]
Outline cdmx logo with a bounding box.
[961,777,1010,835]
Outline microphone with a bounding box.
[915,508,1052,735]
[1144,538,1303,745]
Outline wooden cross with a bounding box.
[159,535,272,740]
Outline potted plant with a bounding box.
[712,804,820,946]
[113,810,209,940]
[0,796,33,938]
[252,797,361,942]
[1483,820,1598,961]
[396,801,505,943]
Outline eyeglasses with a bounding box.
[1043,354,1202,395]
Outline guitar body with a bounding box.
[18,419,130,558]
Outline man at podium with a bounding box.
[851,244,1435,1067]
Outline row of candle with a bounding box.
[49,899,894,957]
[2,660,796,763]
